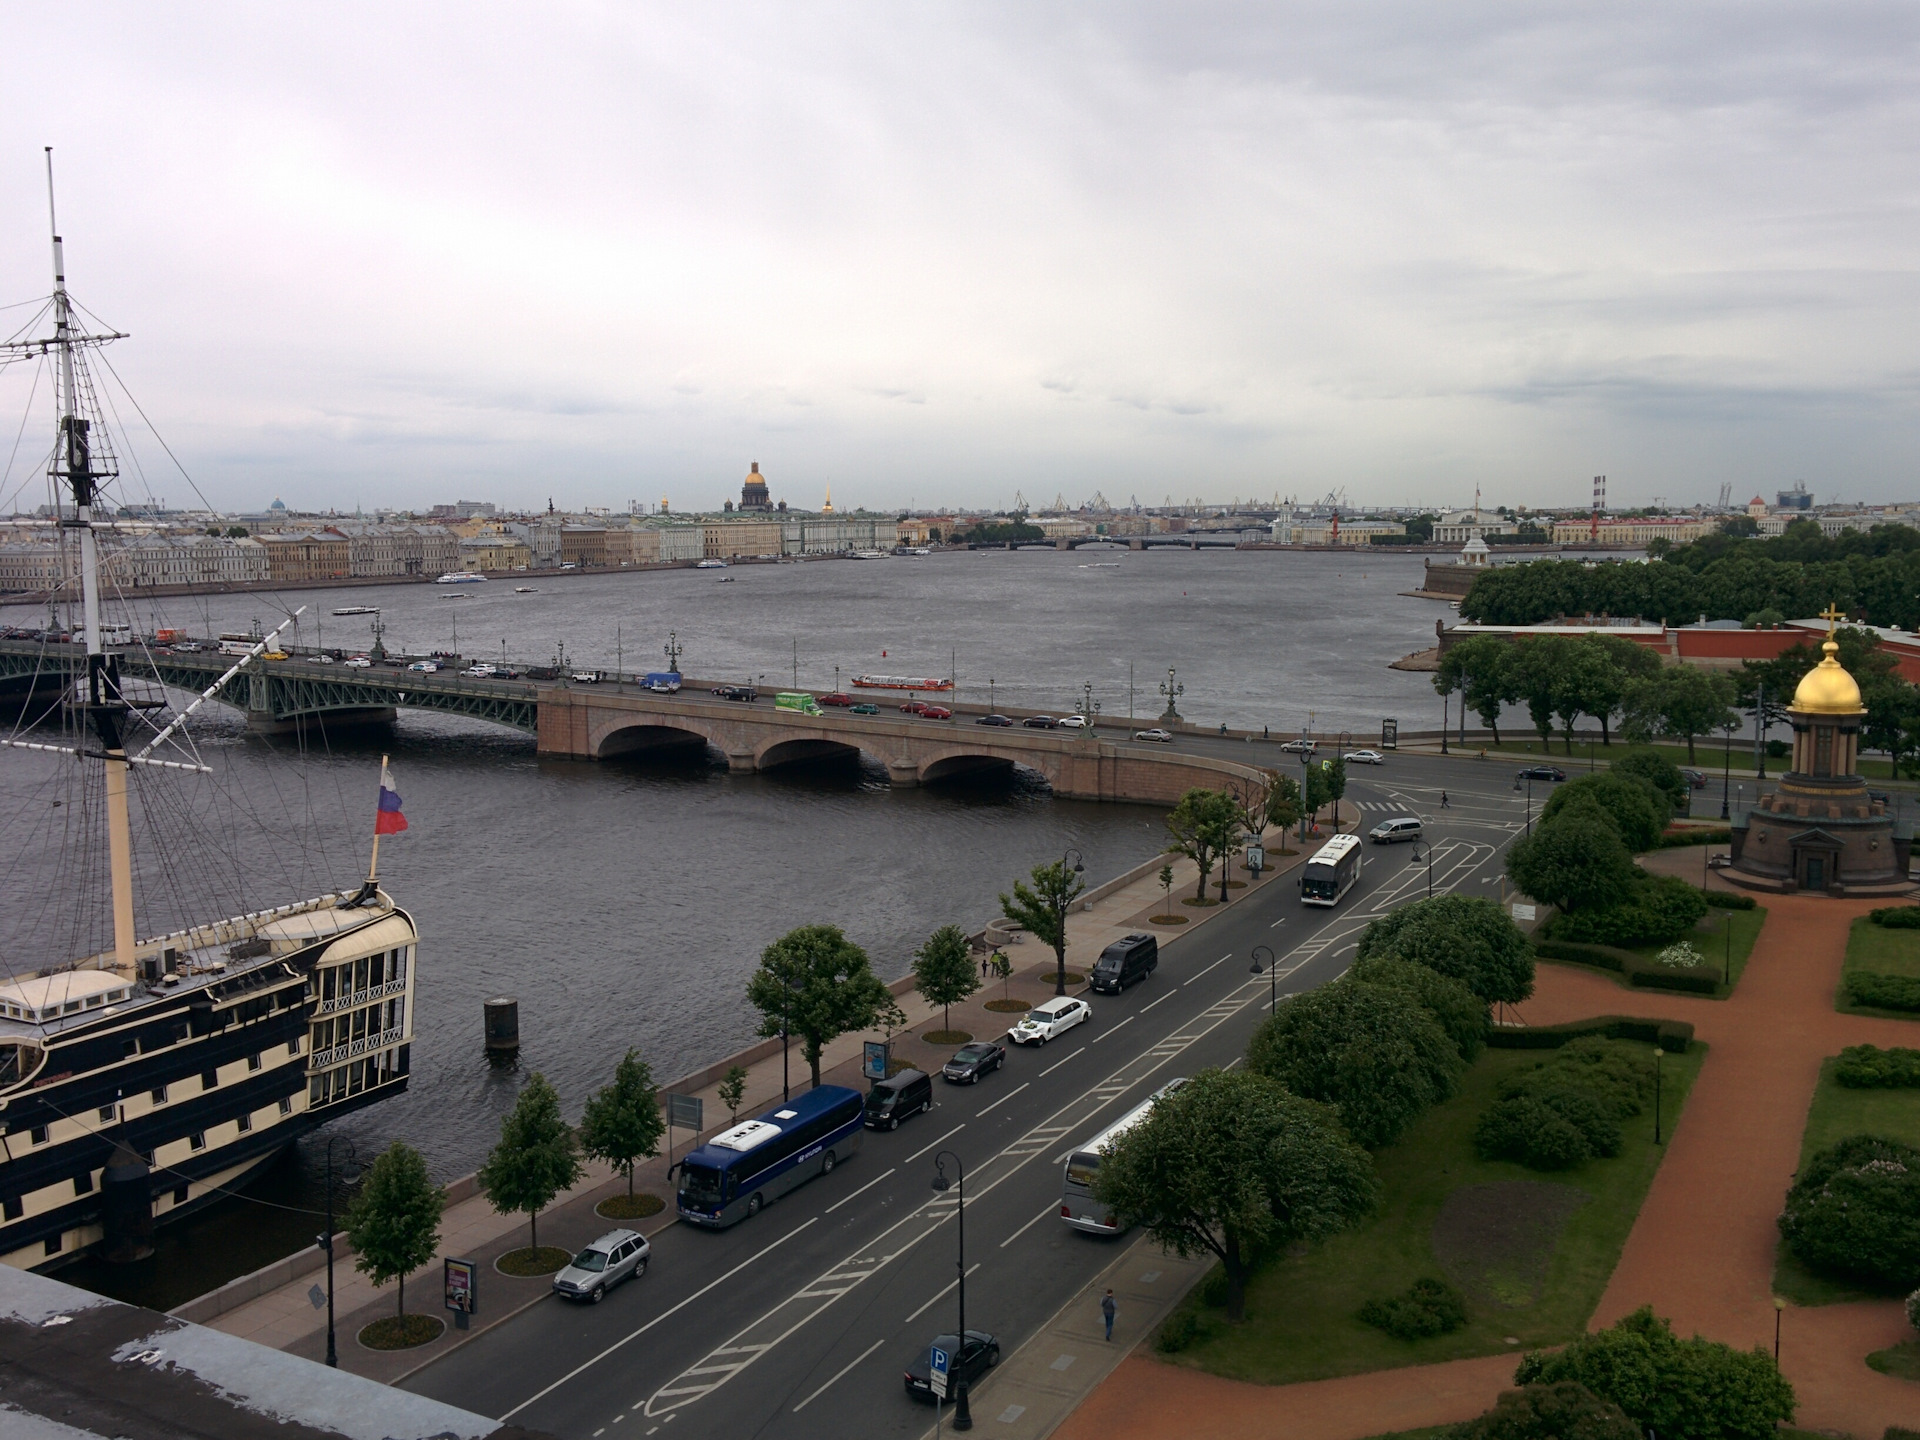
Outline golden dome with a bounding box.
[1792,639,1864,715]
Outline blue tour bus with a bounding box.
[676,1085,864,1228]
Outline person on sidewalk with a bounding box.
[1101,1289,1116,1341]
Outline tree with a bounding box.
[989,949,1013,1001]
[1303,761,1335,827]
[1348,954,1486,1063]
[1455,1383,1638,1440]
[1164,788,1241,900]
[1580,634,1661,746]
[1506,811,1637,914]
[1619,666,1738,763]
[1505,636,1575,751]
[1247,981,1463,1148]
[579,1048,665,1200]
[1778,1134,1920,1289]
[1514,1306,1796,1440]
[1092,1068,1376,1321]
[1000,859,1087,996]
[912,923,980,1032]
[1261,771,1302,835]
[345,1141,445,1318]
[1353,894,1535,1005]
[746,924,898,1089]
[1612,746,1687,816]
[1320,756,1348,818]
[1539,773,1667,852]
[476,1072,581,1253]
[717,1065,748,1125]
[1442,635,1514,744]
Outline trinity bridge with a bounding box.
[0,637,1261,804]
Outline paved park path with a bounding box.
[1056,882,1920,1440]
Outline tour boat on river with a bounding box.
[850,674,954,691]
[0,166,418,1272]
[434,571,486,584]
[331,605,380,616]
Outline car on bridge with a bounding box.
[406,660,440,673]
[344,655,371,668]
[1132,727,1174,743]
[818,692,854,706]
[917,705,952,720]
[900,699,934,714]
[1022,715,1058,729]
[463,663,497,676]
[714,685,757,702]
[976,713,1013,726]
[1342,749,1386,765]
[850,702,880,714]
[1058,714,1089,729]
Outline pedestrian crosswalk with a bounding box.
[1354,801,1413,813]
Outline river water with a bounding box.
[4,548,1451,1306]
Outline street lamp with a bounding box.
[1653,1043,1665,1145]
[664,630,683,674]
[1409,840,1434,900]
[316,1137,359,1367]
[1513,770,1536,835]
[1773,1296,1785,1362]
[1721,720,1734,821]
[930,1152,972,1431]
[1158,667,1183,721]
[1249,944,1277,1011]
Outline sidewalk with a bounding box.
[193,809,1351,1385]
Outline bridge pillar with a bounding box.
[888,758,921,788]
[726,750,758,774]
[1130,539,1144,550]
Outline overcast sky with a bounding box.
[4,3,1917,516]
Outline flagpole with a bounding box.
[368,754,390,885]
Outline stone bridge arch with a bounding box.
[917,744,1063,788]
[755,732,874,772]
[592,719,721,761]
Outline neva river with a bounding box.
[4,547,1451,1305]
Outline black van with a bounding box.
[864,1070,933,1130]
[1089,933,1159,994]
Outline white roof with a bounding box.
[708,1120,782,1152]
[0,970,129,1009]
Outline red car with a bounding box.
[900,700,934,714]
[919,706,953,720]
[819,692,855,707]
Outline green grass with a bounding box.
[1624,906,1766,995]
[1472,736,1909,782]
[1868,1339,1920,1381]
[1159,1041,1703,1387]
[1772,1055,1920,1306]
[1839,916,1920,1020]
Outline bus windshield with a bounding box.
[679,1163,724,1206]
[1302,869,1340,898]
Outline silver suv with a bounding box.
[551,1227,650,1303]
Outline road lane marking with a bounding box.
[975,1082,1028,1117]
[790,1338,887,1413]
[905,1123,967,1163]
[1090,1016,1135,1044]
[824,1167,897,1214]
[1000,1198,1063,1249]
[1184,954,1230,985]
[1140,992,1175,1012]
[1039,1047,1084,1078]
[495,1217,819,1421]
[903,1262,982,1325]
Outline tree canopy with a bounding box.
[1164,788,1242,899]
[1611,747,1688,815]
[1505,811,1638,914]
[1353,894,1535,1005]
[999,858,1087,995]
[1539,773,1668,852]
[1452,1383,1638,1440]
[1619,666,1738,763]
[912,923,980,1031]
[476,1072,581,1253]
[1092,1068,1376,1321]
[1348,954,1487,1063]
[1247,981,1464,1148]
[346,1141,445,1317]
[746,925,901,1089]
[579,1048,666,1199]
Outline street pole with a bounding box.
[1722,723,1732,820]
[1249,945,1276,1011]
[1755,683,1767,779]
[318,1137,355,1368]
[782,974,791,1103]
[1055,848,1084,996]
[1653,1045,1664,1145]
[1774,1297,1785,1361]
[931,1152,971,1430]
[1441,691,1448,755]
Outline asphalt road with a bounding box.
[401,757,1533,1440]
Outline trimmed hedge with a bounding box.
[1534,938,1722,995]
[1702,890,1756,910]
[1629,968,1720,995]
[1871,907,1920,929]
[1847,972,1920,1013]
[1548,874,1709,947]
[1488,1015,1694,1054]
[1655,827,1733,849]
[1836,1045,1920,1089]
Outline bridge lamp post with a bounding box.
[664,630,684,676]
[1248,944,1276,1011]
[1158,668,1183,722]
[930,1152,972,1430]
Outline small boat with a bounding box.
[848,550,890,560]
[716,576,735,584]
[695,559,727,570]
[434,571,487,585]
[850,674,954,691]
[514,586,537,594]
[331,605,380,616]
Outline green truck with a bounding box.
[775,691,825,717]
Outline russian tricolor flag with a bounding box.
[375,765,408,835]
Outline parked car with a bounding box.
[406,660,440,673]
[942,1041,1007,1084]
[1089,933,1158,994]
[918,705,952,720]
[1342,749,1386,765]
[904,1331,1001,1403]
[819,692,855,707]
[1368,816,1424,845]
[1008,996,1090,1045]
[1132,728,1174,743]
[976,713,1014,726]
[1516,764,1567,782]
[1280,738,1317,754]
[850,703,880,715]
[864,1069,933,1130]
[1057,714,1088,729]
[551,1228,650,1304]
[1022,715,1059,729]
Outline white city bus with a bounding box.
[1299,832,1363,907]
[1060,1078,1187,1234]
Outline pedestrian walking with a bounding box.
[1441,790,1450,808]
[1101,1289,1116,1341]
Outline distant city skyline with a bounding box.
[5,5,1917,516]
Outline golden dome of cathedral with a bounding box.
[1792,638,1864,715]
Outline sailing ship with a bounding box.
[0,158,418,1271]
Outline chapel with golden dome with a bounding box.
[1728,607,1911,895]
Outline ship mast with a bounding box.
[45,149,137,977]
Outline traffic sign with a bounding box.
[929,1344,950,1400]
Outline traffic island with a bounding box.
[357,1313,444,1350]
[494,1246,569,1278]
[596,1192,666,1220]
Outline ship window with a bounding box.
[354,957,368,993]
[122,1038,138,1059]
[237,1112,252,1133]
[202,1069,218,1091]
[173,1184,188,1205]
[288,1036,300,1056]
[44,1234,61,1256]
[2,1196,20,1221]
[29,1125,48,1145]
[309,1076,324,1105]
[370,953,385,988]
[321,969,336,1004]
[279,1095,294,1115]
[151,1084,167,1104]
[73,1171,93,1196]
[248,1052,262,1072]
[98,1105,115,1122]
[189,1131,206,1151]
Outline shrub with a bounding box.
[1703,890,1756,910]
[1656,827,1733,849]
[1847,972,1920,1013]
[1358,1277,1468,1340]
[1506,813,1637,915]
[1476,1096,1593,1170]
[1349,954,1488,1063]
[1541,774,1668,851]
[1354,894,1535,1005]
[1778,1135,1920,1290]
[1477,1039,1653,1169]
[1552,874,1708,947]
[1156,1307,1208,1353]
[1450,1382,1639,1440]
[1613,747,1688,817]
[1871,907,1920,929]
[1908,1286,1920,1332]
[1516,1036,1655,1115]
[1247,981,1463,1147]
[1486,1015,1693,1053]
[1514,1306,1796,1440]
[1628,967,1719,995]
[1836,1045,1920,1089]
[1656,940,1703,969]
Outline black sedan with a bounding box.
[942,1040,1007,1084]
[1022,715,1059,729]
[976,713,1014,727]
[904,1331,1001,1402]
[1515,764,1566,782]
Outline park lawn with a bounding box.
[1837,915,1920,1019]
[1622,905,1766,995]
[1773,1055,1920,1306]
[1158,1040,1704,1387]
[1477,736,1907,782]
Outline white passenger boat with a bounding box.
[434,571,486,584]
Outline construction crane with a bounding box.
[1716,481,1732,511]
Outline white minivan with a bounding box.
[1368,816,1424,845]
